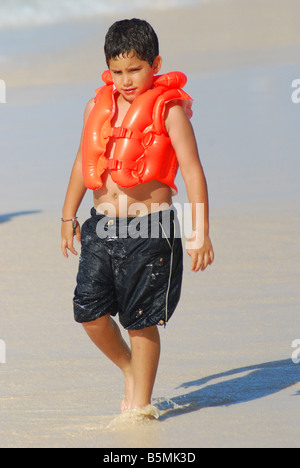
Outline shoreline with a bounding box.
[1,57,299,216]
[2,0,300,88]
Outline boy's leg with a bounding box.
[82,315,134,409]
[128,325,160,409]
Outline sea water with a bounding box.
[0,0,299,215]
[1,62,299,215]
[0,0,199,29]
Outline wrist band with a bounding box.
[61,216,79,235]
[61,216,78,222]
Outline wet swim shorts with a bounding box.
[73,207,183,330]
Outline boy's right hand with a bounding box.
[61,222,81,258]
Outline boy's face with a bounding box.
[108,51,162,103]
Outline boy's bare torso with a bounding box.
[93,93,172,217]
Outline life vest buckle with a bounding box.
[134,158,146,180]
[142,131,155,149]
[106,159,122,170]
[112,127,133,139]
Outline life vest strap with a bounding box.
[106,158,145,173]
[107,127,144,140]
[106,159,122,170]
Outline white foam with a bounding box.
[107,405,160,430]
[0,0,198,30]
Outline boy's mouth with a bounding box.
[123,88,137,95]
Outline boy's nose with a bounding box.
[123,74,133,87]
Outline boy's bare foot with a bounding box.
[120,371,134,412]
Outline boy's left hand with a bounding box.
[187,234,214,272]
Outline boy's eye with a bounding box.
[111,68,141,75]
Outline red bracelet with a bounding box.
[61,217,79,235]
[61,216,78,222]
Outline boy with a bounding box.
[61,19,214,415]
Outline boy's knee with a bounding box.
[128,325,158,339]
[82,314,111,333]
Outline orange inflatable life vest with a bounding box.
[82,70,193,193]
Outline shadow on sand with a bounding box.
[156,359,300,420]
[0,210,41,224]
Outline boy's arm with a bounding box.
[165,102,214,272]
[61,99,94,258]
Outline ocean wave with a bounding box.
[0,0,199,30]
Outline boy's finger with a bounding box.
[201,252,210,271]
[75,227,81,244]
[61,240,69,259]
[196,253,205,272]
[192,252,202,272]
[62,237,78,257]
[67,241,78,256]
[190,251,196,271]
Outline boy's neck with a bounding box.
[117,93,134,107]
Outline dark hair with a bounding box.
[104,18,159,66]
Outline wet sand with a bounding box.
[0,209,299,447]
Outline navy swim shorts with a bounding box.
[73,206,183,330]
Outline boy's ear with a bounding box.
[152,56,162,74]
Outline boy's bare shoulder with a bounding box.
[164,100,192,134]
[83,98,95,123]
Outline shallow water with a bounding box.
[0,210,300,447]
[1,61,299,215]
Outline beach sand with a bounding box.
[1,0,300,448]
